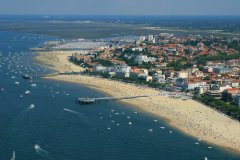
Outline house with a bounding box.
[134,55,156,64]
[176,78,188,88]
[194,85,210,95]
[153,74,166,83]
[146,76,153,82]
[132,47,144,52]
[176,78,206,90]
[130,68,149,79]
[175,71,189,79]
[186,82,207,90]
[93,64,107,72]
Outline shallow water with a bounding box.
[0,31,239,160]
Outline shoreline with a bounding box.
[34,50,240,154]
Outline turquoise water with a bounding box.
[0,31,239,160]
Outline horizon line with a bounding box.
[0,14,240,17]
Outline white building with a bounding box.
[139,36,146,42]
[93,64,107,72]
[134,55,156,64]
[176,71,189,79]
[186,82,207,90]
[153,74,166,83]
[148,35,154,42]
[132,47,144,52]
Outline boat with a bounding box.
[34,144,40,149]
[148,128,153,132]
[22,74,32,79]
[30,84,37,87]
[25,91,31,95]
[29,104,35,109]
[14,82,20,85]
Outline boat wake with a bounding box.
[63,108,83,117]
[63,108,91,127]
[10,150,15,160]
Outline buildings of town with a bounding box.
[69,33,240,106]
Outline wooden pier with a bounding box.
[77,92,191,105]
[22,72,59,79]
[77,94,155,104]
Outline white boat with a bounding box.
[148,129,153,132]
[29,104,35,109]
[14,82,20,85]
[25,91,30,95]
[30,84,37,87]
[34,144,40,149]
[205,157,208,160]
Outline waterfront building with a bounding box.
[153,74,166,83]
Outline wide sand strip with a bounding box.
[35,50,240,153]
[34,50,85,72]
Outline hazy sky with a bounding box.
[0,0,240,16]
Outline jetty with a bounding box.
[77,95,151,104]
[77,92,191,105]
[22,72,59,79]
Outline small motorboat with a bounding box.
[25,91,31,95]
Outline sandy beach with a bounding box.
[35,50,240,153]
[34,50,85,73]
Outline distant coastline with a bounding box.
[1,15,240,39]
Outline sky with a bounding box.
[0,0,240,16]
